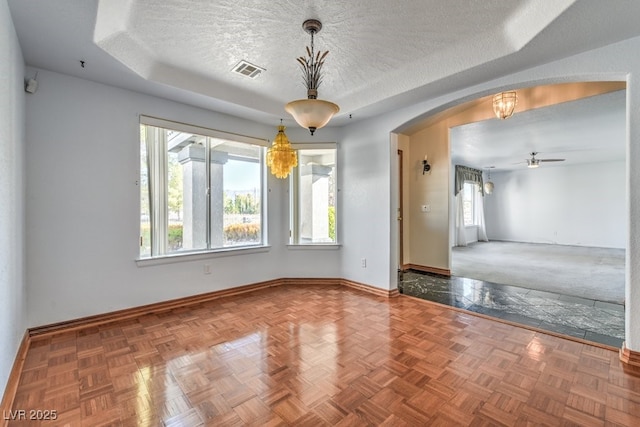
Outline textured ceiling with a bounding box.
[93,0,546,116]
[8,0,640,129]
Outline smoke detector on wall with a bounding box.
[25,71,38,93]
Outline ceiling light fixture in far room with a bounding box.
[266,120,297,179]
[493,91,518,119]
[285,19,340,135]
[484,167,495,194]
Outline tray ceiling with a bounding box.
[9,0,640,127]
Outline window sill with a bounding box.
[286,243,341,250]
[136,245,271,267]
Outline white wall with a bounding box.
[25,69,342,327]
[340,119,393,288]
[484,161,625,248]
[0,0,26,398]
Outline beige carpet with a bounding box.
[451,241,625,304]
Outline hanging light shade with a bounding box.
[484,168,494,194]
[493,91,517,119]
[285,98,339,135]
[285,19,339,135]
[484,181,494,194]
[267,124,297,179]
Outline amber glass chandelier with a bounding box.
[266,123,297,178]
[285,19,339,135]
[493,91,517,119]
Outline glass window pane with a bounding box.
[463,182,475,226]
[295,148,337,243]
[140,120,264,258]
[166,136,200,253]
[167,133,207,253]
[216,140,262,248]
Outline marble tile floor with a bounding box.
[398,269,624,348]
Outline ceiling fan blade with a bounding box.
[539,158,565,162]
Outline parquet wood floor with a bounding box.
[7,284,640,426]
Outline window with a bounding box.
[290,145,337,244]
[463,181,478,226]
[140,117,267,258]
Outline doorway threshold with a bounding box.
[398,269,624,348]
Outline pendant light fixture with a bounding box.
[285,19,339,135]
[492,91,517,119]
[266,121,297,179]
[484,167,495,194]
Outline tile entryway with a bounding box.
[399,270,624,348]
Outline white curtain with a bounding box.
[455,190,467,247]
[476,189,488,242]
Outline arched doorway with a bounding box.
[394,81,626,347]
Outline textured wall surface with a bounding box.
[0,0,26,399]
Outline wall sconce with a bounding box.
[422,155,431,174]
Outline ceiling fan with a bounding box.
[522,152,565,168]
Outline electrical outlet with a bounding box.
[361,258,367,268]
[203,264,211,275]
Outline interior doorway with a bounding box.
[449,88,626,304]
[396,81,627,347]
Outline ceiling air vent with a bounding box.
[232,60,266,79]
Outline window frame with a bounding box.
[288,142,339,246]
[138,115,269,262]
